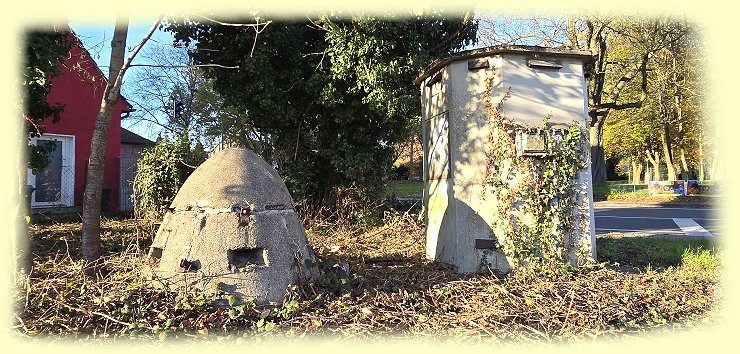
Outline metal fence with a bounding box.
[29,166,75,207]
[120,155,138,211]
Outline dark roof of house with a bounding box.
[121,128,155,146]
[413,44,595,85]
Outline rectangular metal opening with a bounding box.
[468,58,489,70]
[228,248,268,268]
[516,130,548,157]
[179,259,201,272]
[475,238,498,249]
[527,58,563,69]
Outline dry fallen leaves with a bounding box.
[16,211,720,343]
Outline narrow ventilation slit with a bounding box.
[228,248,268,269]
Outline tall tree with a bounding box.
[601,20,705,183]
[80,16,160,269]
[168,13,477,204]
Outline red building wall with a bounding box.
[42,34,130,212]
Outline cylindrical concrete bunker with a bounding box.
[146,148,317,303]
[415,45,596,274]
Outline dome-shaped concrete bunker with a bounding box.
[147,148,317,303]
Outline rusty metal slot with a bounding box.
[527,58,562,69]
[228,248,268,269]
[233,204,252,226]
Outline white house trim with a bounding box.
[28,133,76,208]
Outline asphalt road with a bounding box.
[594,206,720,237]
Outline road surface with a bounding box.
[594,206,719,237]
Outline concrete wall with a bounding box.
[421,51,595,273]
[421,66,456,265]
[500,54,589,128]
[446,56,510,273]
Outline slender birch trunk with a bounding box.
[80,16,160,272]
[81,18,128,267]
[660,127,676,181]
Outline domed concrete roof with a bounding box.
[170,148,293,212]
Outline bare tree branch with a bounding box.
[118,17,162,81]
[190,14,273,27]
[431,11,473,52]
[128,63,239,69]
[250,18,271,57]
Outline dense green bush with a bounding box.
[167,16,476,207]
[132,133,207,220]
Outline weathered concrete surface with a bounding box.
[146,148,317,304]
[170,148,294,212]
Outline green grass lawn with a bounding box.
[386,180,423,196]
[389,180,715,202]
[596,235,717,270]
[592,182,649,200]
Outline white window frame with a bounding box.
[27,133,76,208]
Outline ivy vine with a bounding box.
[482,68,592,272]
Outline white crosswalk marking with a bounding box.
[672,218,715,237]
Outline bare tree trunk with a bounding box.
[590,122,608,184]
[660,127,676,181]
[655,92,676,182]
[699,137,705,181]
[646,150,661,181]
[675,103,689,178]
[644,159,651,183]
[80,17,160,272]
[671,53,687,179]
[631,157,643,184]
[81,18,129,268]
[679,148,689,178]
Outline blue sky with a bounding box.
[69,19,175,141]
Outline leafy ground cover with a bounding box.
[15,211,721,344]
